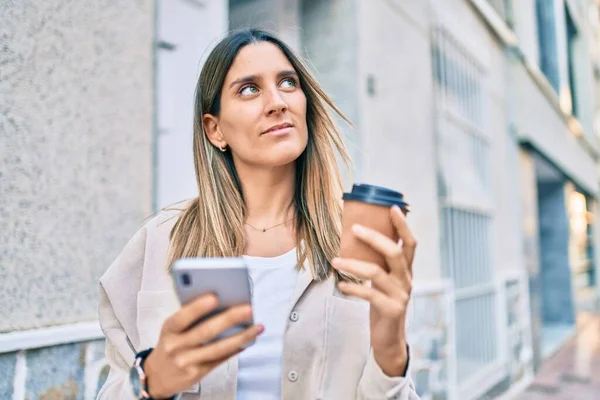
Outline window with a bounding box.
[566,5,579,117]
[433,27,502,396]
[536,0,560,91]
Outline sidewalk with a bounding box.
[515,312,600,400]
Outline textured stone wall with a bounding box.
[0,340,107,399]
[0,0,154,332]
[0,352,17,397]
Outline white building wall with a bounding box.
[229,0,302,53]
[357,0,440,282]
[155,0,229,209]
[508,0,599,195]
[300,0,362,184]
[427,0,525,276]
[513,0,542,64]
[510,59,598,193]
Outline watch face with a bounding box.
[129,366,142,397]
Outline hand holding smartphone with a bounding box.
[142,257,262,399]
[171,257,256,345]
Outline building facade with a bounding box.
[1,0,599,399]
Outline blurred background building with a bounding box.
[2,0,600,399]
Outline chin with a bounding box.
[265,141,306,166]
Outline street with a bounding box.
[516,312,600,400]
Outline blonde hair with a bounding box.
[167,29,353,281]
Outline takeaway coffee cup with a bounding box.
[339,184,410,271]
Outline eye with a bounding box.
[280,77,298,89]
[239,85,259,96]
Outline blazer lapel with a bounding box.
[289,259,314,312]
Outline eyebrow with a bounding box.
[228,70,298,89]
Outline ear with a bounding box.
[202,114,227,149]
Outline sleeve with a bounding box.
[96,226,147,400]
[356,348,421,400]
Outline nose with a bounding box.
[265,88,288,116]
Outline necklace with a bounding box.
[245,217,294,233]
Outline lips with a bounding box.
[262,122,293,134]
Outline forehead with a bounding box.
[225,42,295,81]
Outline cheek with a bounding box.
[292,93,308,126]
[220,106,261,141]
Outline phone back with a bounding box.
[171,257,254,344]
[172,257,252,306]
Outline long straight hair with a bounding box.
[167,29,353,281]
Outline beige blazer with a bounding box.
[97,209,419,400]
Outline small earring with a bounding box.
[219,145,227,152]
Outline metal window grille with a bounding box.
[433,26,502,396]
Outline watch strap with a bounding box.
[132,349,184,400]
[135,348,160,400]
[135,348,154,370]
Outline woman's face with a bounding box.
[204,42,308,168]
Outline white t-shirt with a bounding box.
[236,247,298,400]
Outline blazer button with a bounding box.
[287,370,299,382]
[289,311,299,322]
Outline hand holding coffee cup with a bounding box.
[339,184,410,272]
[332,183,416,377]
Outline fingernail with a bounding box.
[332,257,341,265]
[205,294,218,307]
[256,325,265,334]
[392,205,401,213]
[337,282,348,290]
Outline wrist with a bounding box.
[144,353,173,400]
[130,349,177,400]
[376,342,409,377]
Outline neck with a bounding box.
[236,162,296,227]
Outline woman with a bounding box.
[98,29,419,400]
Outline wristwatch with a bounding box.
[130,348,154,399]
[130,348,181,400]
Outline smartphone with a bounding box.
[171,257,255,346]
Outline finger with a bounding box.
[187,349,243,384]
[391,205,417,268]
[337,282,409,319]
[180,304,254,347]
[198,350,242,373]
[185,324,265,364]
[351,224,409,277]
[332,257,398,297]
[164,293,219,333]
